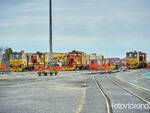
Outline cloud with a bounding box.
[0,22,28,27]
[53,35,150,49]
[0,0,150,60]
[0,0,48,13]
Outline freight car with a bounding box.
[126,51,147,69]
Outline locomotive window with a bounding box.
[11,54,16,59]
[16,54,22,59]
[91,60,94,64]
[127,54,131,58]
[70,59,74,63]
[133,54,137,58]
[140,56,143,61]
[105,60,109,64]
[110,61,114,65]
[127,53,137,58]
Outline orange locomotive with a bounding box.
[88,53,104,70]
[62,50,88,71]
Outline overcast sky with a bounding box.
[0,0,150,60]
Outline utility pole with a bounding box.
[49,0,53,68]
[38,0,58,76]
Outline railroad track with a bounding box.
[107,75,150,106]
[91,70,125,113]
[93,75,113,113]
[93,73,150,113]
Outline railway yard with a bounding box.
[1,0,150,113]
[0,69,150,113]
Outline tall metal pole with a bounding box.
[49,0,53,68]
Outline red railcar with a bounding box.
[0,64,6,72]
[88,53,104,70]
[104,58,122,69]
[63,50,88,70]
[147,62,150,68]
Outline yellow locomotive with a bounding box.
[126,51,147,69]
[9,51,27,71]
[9,51,47,72]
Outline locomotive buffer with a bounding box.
[38,0,58,76]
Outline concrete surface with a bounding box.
[0,69,150,113]
[95,74,150,113]
[115,69,150,92]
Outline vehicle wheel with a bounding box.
[55,72,58,75]
[44,72,47,76]
[22,69,24,72]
